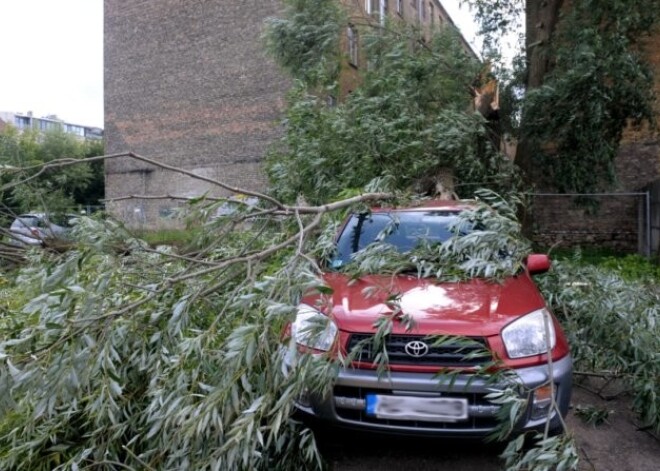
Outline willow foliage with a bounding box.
[264,0,344,86]
[522,0,658,192]
[0,190,582,470]
[0,214,333,470]
[538,258,660,434]
[264,8,520,205]
[467,0,660,193]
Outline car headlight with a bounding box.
[291,305,338,352]
[502,308,556,359]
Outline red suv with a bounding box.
[290,200,572,437]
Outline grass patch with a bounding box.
[597,254,660,281]
[135,228,200,248]
[541,247,660,282]
[545,246,623,264]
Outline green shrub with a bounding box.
[598,254,660,282]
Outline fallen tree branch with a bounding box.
[0,151,284,209]
[1,152,393,217]
[103,194,224,203]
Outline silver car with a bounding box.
[8,213,75,246]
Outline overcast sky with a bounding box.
[441,0,481,52]
[0,0,103,128]
[0,1,478,131]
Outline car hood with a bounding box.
[310,272,547,337]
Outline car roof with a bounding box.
[17,213,78,218]
[370,199,473,213]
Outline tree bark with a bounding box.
[525,0,564,89]
[515,0,565,177]
[516,0,565,233]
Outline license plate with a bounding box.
[365,394,468,422]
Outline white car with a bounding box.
[8,213,76,246]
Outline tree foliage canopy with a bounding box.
[467,0,660,193]
[264,3,520,204]
[264,0,344,87]
[0,126,104,214]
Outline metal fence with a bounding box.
[529,192,651,257]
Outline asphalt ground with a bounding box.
[316,385,660,470]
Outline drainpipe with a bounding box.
[380,0,385,27]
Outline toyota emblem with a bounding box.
[404,340,429,358]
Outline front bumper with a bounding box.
[295,355,572,438]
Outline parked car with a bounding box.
[8,213,77,247]
[289,200,572,438]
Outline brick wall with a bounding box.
[104,0,290,228]
[104,0,473,229]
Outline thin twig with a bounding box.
[103,194,224,202]
[122,445,157,471]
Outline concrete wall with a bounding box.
[104,0,290,228]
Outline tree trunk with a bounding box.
[516,0,564,175]
[516,0,565,234]
[525,0,564,89]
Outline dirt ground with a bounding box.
[567,382,659,471]
[321,382,660,470]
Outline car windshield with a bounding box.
[13,216,40,228]
[333,210,468,267]
[12,214,76,231]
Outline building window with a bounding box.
[419,0,426,21]
[397,0,403,16]
[430,2,434,27]
[14,116,30,129]
[347,25,359,67]
[366,0,387,18]
[65,124,85,136]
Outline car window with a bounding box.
[48,214,76,227]
[12,216,39,228]
[34,217,49,229]
[334,210,465,266]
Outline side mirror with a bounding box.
[526,254,551,275]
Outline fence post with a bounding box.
[646,191,651,258]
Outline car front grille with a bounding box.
[345,333,491,368]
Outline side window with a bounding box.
[16,217,37,228]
